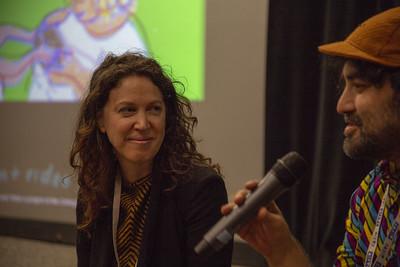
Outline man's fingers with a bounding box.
[244,180,259,190]
[220,203,235,215]
[222,180,261,217]
[233,180,259,204]
[234,189,249,205]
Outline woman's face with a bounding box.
[99,75,166,175]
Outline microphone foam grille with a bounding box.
[274,151,307,186]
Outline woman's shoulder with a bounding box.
[171,165,226,202]
[182,165,223,185]
[171,165,228,215]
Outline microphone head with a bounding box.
[273,151,307,187]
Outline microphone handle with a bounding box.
[199,172,288,252]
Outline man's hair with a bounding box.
[346,59,400,91]
[329,58,400,95]
[70,52,221,230]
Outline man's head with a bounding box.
[318,7,400,161]
[336,60,400,160]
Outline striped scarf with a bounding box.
[117,175,151,267]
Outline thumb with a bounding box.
[258,201,284,224]
[266,201,282,215]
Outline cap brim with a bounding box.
[318,41,399,67]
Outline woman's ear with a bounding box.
[97,113,106,133]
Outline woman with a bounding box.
[70,52,232,267]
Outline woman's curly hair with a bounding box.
[70,52,221,231]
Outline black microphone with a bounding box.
[194,151,307,256]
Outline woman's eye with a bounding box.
[149,105,162,114]
[119,107,136,114]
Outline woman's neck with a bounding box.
[119,161,152,184]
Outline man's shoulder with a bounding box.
[350,162,386,203]
[362,161,386,185]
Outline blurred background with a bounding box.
[0,0,399,266]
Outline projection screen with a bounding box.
[0,0,268,236]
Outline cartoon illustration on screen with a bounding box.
[0,0,147,101]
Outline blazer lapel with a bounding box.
[137,169,162,267]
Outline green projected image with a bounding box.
[0,0,204,102]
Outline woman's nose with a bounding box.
[134,112,150,130]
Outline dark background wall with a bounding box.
[265,1,400,266]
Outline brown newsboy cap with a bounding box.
[318,7,400,68]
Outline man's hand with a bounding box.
[221,180,311,267]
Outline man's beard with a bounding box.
[343,109,400,161]
[343,128,389,160]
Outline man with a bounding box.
[222,7,400,267]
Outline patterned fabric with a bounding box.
[334,161,400,266]
[117,175,151,267]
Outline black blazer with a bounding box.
[76,166,233,267]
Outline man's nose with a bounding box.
[336,87,355,115]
